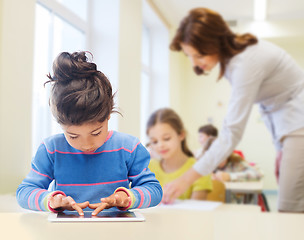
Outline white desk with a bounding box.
[1,205,304,240]
[224,180,264,204]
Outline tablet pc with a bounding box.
[48,210,145,222]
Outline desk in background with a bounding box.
[224,180,264,204]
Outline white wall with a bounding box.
[87,0,120,131]
[0,0,35,194]
[88,0,142,138]
[117,0,142,138]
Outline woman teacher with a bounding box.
[163,7,304,212]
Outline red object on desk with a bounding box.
[233,150,245,159]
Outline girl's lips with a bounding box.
[160,149,169,155]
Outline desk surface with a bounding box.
[1,202,304,240]
[224,180,264,193]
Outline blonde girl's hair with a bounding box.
[170,7,258,79]
[146,108,193,157]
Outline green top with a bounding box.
[149,157,212,200]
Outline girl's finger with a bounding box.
[100,196,115,206]
[91,203,107,216]
[78,201,90,209]
[65,196,84,216]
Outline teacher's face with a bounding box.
[181,43,219,73]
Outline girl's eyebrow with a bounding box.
[66,125,103,135]
[66,131,79,136]
[91,125,103,133]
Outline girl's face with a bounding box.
[198,132,210,146]
[62,119,109,153]
[181,43,219,72]
[148,123,184,160]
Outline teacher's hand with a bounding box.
[162,168,202,204]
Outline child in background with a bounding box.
[195,124,245,159]
[199,137,263,182]
[147,108,212,201]
[16,51,162,216]
[194,124,218,159]
[206,137,264,204]
[214,151,263,182]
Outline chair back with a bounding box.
[206,179,226,202]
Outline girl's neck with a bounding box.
[161,151,189,173]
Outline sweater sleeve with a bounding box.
[16,143,57,212]
[193,54,264,176]
[117,141,162,210]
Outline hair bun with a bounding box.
[52,51,98,83]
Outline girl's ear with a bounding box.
[179,130,186,141]
[108,115,111,120]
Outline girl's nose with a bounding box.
[81,140,94,151]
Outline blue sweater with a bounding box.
[16,131,162,212]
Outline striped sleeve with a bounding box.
[120,141,162,210]
[16,143,57,212]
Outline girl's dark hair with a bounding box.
[170,8,258,79]
[196,136,216,159]
[45,51,119,125]
[198,124,218,137]
[146,108,193,157]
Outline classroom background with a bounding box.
[1,0,304,203]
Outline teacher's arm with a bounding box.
[163,59,264,203]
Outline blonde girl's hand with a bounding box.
[88,191,131,216]
[214,171,231,182]
[162,168,201,204]
[48,193,89,216]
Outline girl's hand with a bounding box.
[48,194,89,216]
[214,171,231,181]
[88,191,131,216]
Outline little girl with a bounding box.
[202,138,263,182]
[214,152,263,182]
[16,51,162,216]
[147,108,212,201]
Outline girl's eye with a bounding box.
[92,131,101,137]
[69,136,78,140]
[164,137,171,141]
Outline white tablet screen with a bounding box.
[48,210,145,222]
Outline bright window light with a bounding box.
[254,0,267,21]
